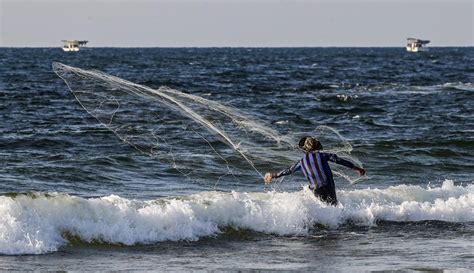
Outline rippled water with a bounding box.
[0,48,473,271]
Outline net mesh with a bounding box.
[52,62,365,188]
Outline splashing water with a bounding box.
[52,62,364,186]
[1,180,471,254]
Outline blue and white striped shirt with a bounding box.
[272,152,355,189]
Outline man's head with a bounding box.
[298,136,323,152]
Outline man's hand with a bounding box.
[354,166,366,176]
[264,173,273,184]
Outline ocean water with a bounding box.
[0,47,473,271]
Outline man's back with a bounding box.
[264,136,365,205]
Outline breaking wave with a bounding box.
[0,180,472,255]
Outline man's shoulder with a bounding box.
[317,152,336,159]
[308,151,333,158]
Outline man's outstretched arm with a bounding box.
[264,161,301,184]
[325,153,366,176]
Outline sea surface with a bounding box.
[0,47,473,271]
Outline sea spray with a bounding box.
[0,180,472,255]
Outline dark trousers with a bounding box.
[313,186,338,206]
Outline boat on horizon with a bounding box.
[406,38,430,52]
[62,40,88,52]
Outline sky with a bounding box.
[1,0,473,47]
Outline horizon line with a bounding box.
[1,45,473,49]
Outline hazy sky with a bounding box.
[1,0,472,47]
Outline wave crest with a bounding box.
[0,180,472,255]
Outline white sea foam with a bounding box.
[0,180,472,255]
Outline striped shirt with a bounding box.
[272,152,355,189]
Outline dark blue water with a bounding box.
[0,48,472,271]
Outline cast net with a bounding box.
[52,62,364,188]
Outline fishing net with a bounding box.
[52,62,364,188]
